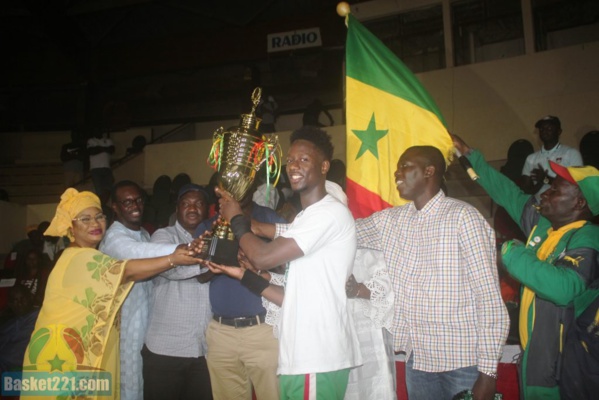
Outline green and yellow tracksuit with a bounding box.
[467,150,599,399]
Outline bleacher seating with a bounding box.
[0,163,67,205]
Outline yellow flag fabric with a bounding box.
[345,14,453,218]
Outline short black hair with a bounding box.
[110,180,142,203]
[407,146,446,178]
[290,126,334,161]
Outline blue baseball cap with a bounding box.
[177,184,211,202]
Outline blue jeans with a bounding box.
[405,355,478,400]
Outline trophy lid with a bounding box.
[239,87,262,131]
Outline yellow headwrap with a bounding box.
[44,188,102,240]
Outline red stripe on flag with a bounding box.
[347,178,392,219]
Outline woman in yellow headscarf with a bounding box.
[20,188,202,399]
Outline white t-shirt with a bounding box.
[278,194,362,375]
[87,137,114,169]
[522,143,582,197]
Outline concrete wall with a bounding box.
[421,42,599,159]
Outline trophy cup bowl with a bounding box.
[201,87,281,267]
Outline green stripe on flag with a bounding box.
[345,14,446,126]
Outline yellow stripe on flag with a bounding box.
[346,76,453,207]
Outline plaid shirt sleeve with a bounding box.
[356,212,385,251]
[459,207,509,375]
[274,223,290,238]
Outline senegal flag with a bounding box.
[345,13,454,218]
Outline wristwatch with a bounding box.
[482,370,498,380]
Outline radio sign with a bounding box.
[267,27,322,53]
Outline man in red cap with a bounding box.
[452,134,599,400]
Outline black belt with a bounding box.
[213,314,265,328]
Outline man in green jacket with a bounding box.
[452,135,599,400]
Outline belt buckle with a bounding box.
[233,316,251,328]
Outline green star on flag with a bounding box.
[352,113,388,160]
[344,13,454,218]
[48,354,66,372]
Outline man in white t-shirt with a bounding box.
[87,133,115,196]
[521,115,582,198]
[215,126,362,400]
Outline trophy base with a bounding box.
[202,236,240,267]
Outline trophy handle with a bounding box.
[258,134,282,187]
[213,126,225,139]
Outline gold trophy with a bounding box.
[202,87,282,266]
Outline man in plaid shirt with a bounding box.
[355,146,509,400]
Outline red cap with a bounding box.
[549,161,577,185]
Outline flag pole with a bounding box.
[336,2,351,25]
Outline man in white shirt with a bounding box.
[87,133,115,196]
[100,180,179,400]
[521,115,582,198]
[216,126,362,400]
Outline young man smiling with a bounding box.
[216,126,362,400]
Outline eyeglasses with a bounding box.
[72,213,107,225]
[118,197,144,208]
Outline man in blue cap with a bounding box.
[145,184,213,399]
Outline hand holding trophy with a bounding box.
[200,87,282,266]
[215,187,243,222]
